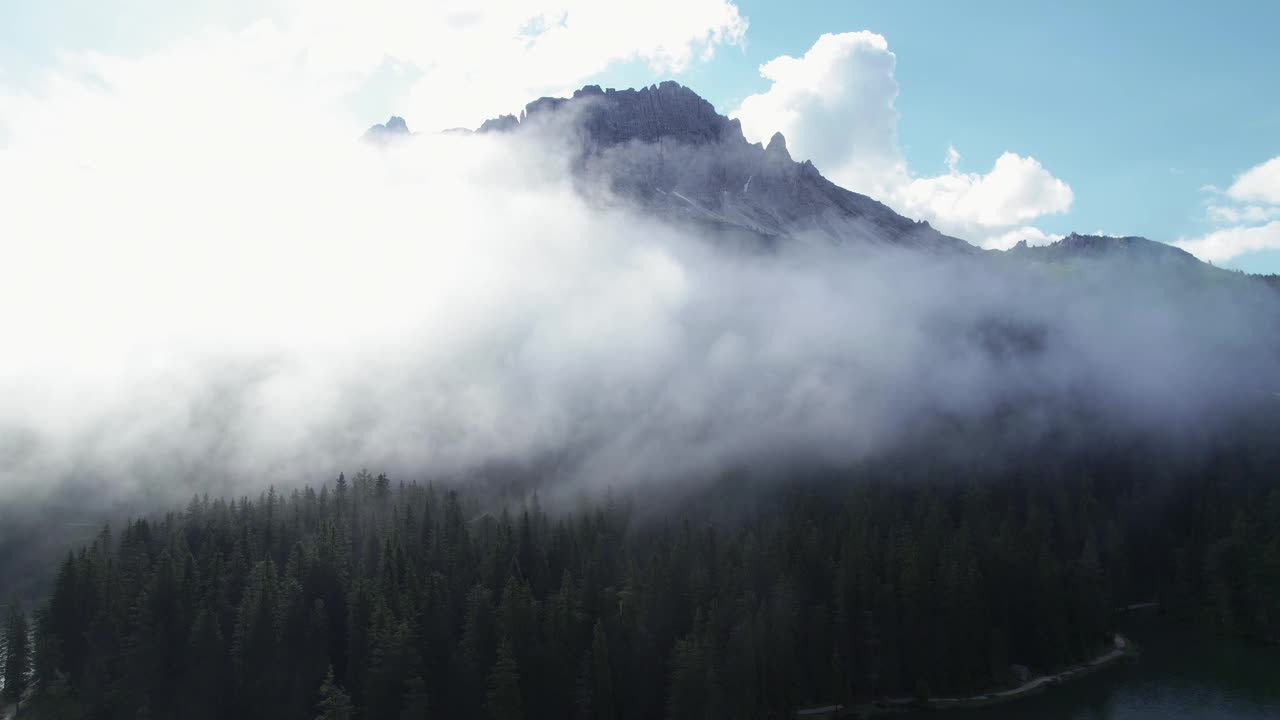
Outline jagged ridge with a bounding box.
[362,116,410,145]
[1009,233,1201,263]
[468,81,973,252]
[361,83,1257,273]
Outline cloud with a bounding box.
[731,32,1072,247]
[1178,155,1280,264]
[2,0,749,139]
[1207,204,1280,225]
[1174,221,1280,264]
[895,150,1073,241]
[733,32,905,197]
[2,19,1277,515]
[278,0,748,129]
[1227,155,1280,205]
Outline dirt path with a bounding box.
[980,645,1126,701]
[870,635,1133,713]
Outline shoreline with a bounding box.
[860,634,1136,716]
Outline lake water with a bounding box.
[899,626,1280,720]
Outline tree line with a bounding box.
[3,443,1278,719]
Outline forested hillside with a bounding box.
[5,443,1279,720]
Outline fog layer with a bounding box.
[2,80,1278,507]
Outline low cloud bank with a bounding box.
[2,59,1278,510]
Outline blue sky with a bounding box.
[729,1,1278,252]
[4,0,1279,270]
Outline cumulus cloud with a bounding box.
[277,0,748,130]
[895,150,1073,244]
[1175,221,1280,264]
[734,32,905,197]
[1177,156,1280,264]
[1227,156,1280,205]
[731,32,1072,248]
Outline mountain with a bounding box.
[1009,233,1203,265]
[363,83,1267,279]
[370,81,973,253]
[1004,232,1257,286]
[362,115,411,145]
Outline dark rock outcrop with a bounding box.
[523,81,737,147]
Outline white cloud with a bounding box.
[1178,156,1280,264]
[1174,221,1280,264]
[731,32,1072,247]
[5,0,749,133]
[734,32,905,197]
[895,150,1073,236]
[1206,204,1280,225]
[278,0,749,129]
[1226,155,1280,205]
[3,1,750,137]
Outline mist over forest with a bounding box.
[2,106,1278,515]
[2,15,1280,718]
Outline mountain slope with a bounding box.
[364,82,1270,280]
[381,81,975,253]
[509,82,975,252]
[1003,232,1257,286]
[1009,233,1205,266]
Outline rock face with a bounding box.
[477,114,519,134]
[511,83,734,146]
[363,116,412,145]
[765,132,790,161]
[471,81,974,253]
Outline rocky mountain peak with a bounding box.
[365,82,974,253]
[765,131,791,161]
[480,83,972,252]
[504,80,735,148]
[363,116,411,145]
[1053,233,1197,261]
[477,114,519,134]
[1007,233,1225,276]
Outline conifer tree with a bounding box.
[589,620,616,720]
[316,665,354,720]
[3,598,31,707]
[485,641,523,720]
